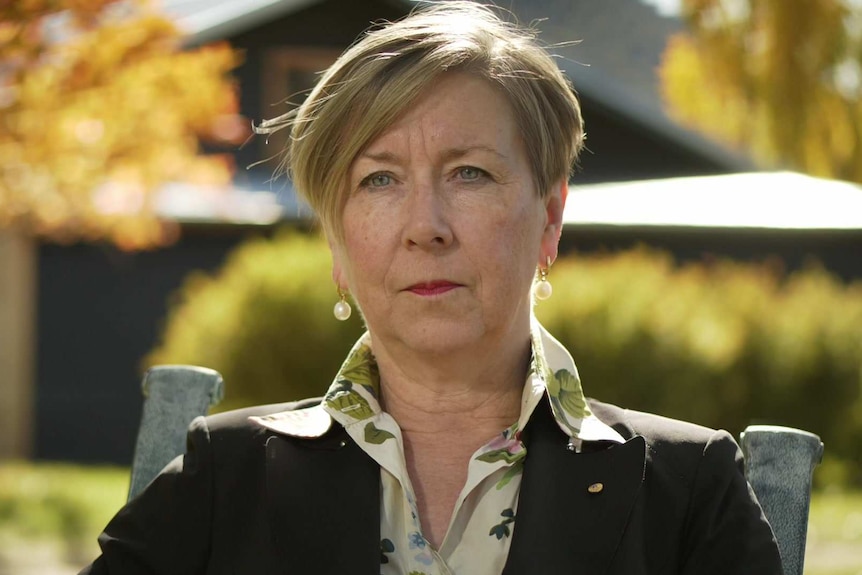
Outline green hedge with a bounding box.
[146,231,365,411]
[535,250,862,487]
[147,230,862,487]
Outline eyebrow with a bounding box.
[357,145,510,164]
[442,146,509,163]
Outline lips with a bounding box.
[407,280,462,296]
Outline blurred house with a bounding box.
[34,0,812,465]
[167,0,750,194]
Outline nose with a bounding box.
[401,181,454,249]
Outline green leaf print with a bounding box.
[495,460,524,490]
[550,369,588,419]
[338,345,380,397]
[364,422,396,444]
[325,381,375,420]
[477,448,525,465]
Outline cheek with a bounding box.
[499,200,545,252]
[340,211,392,291]
[476,206,544,282]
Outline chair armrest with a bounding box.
[741,425,823,575]
[128,365,224,501]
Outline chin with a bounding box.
[395,319,487,355]
[416,330,482,353]
[414,318,525,359]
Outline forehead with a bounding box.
[360,72,521,157]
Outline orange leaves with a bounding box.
[659,34,748,148]
[0,0,245,249]
[659,0,862,183]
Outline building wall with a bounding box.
[35,226,277,463]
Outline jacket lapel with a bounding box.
[503,402,646,575]
[264,427,381,575]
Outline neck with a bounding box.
[373,334,531,437]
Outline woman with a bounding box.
[82,3,783,574]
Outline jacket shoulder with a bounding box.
[202,397,323,432]
[588,398,722,444]
[587,398,742,484]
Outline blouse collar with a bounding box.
[251,318,623,445]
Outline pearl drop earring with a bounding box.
[333,288,352,321]
[535,257,553,301]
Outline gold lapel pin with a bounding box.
[587,482,604,494]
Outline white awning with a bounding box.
[565,172,862,230]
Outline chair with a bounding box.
[127,366,823,575]
[127,365,224,501]
[740,425,823,575]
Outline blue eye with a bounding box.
[360,173,392,187]
[458,166,486,181]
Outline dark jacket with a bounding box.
[81,398,783,574]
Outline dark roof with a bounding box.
[162,0,321,45]
[163,0,411,45]
[159,0,754,172]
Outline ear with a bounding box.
[540,179,568,265]
[328,236,348,291]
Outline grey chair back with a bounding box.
[741,425,823,575]
[128,365,224,501]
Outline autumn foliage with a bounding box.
[0,0,244,249]
[660,0,862,183]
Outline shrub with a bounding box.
[536,249,862,486]
[146,230,365,411]
[147,232,862,486]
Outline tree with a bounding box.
[0,0,245,249]
[0,0,244,459]
[659,0,862,182]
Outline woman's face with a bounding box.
[331,72,565,358]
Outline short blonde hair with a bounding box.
[258,1,585,241]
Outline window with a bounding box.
[259,47,341,161]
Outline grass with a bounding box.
[0,461,128,571]
[806,490,862,575]
[0,462,860,573]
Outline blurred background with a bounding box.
[1,0,861,573]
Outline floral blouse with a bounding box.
[253,318,623,575]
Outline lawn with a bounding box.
[806,490,862,575]
[0,462,127,575]
[0,462,860,574]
